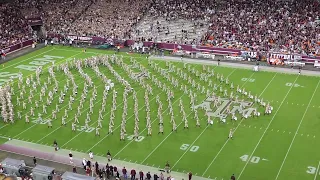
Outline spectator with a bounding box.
[114,166,118,176]
[82,158,87,170]
[122,167,127,179]
[154,173,159,180]
[159,172,164,180]
[32,157,36,166]
[146,172,151,180]
[107,150,112,161]
[109,164,114,176]
[231,174,236,180]
[130,168,136,180]
[72,166,77,173]
[188,172,192,180]
[139,170,144,180]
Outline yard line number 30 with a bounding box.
[306,166,320,175]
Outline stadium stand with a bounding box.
[0,3,32,49]
[201,0,320,56]
[1,0,319,57]
[131,0,212,44]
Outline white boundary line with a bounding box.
[314,161,320,180]
[237,75,300,179]
[141,69,237,164]
[201,72,278,176]
[275,79,320,180]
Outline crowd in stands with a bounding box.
[0,0,319,57]
[67,0,150,39]
[148,0,214,21]
[0,3,32,49]
[201,0,320,56]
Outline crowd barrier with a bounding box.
[1,40,34,55]
[45,33,320,64]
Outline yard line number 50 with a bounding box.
[180,144,199,152]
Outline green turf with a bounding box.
[1,45,320,180]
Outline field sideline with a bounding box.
[0,46,320,180]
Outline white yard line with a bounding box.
[1,48,55,70]
[113,93,186,158]
[314,161,320,180]
[14,68,106,140]
[201,72,277,176]
[172,70,255,169]
[275,79,320,180]
[87,61,204,153]
[64,58,177,149]
[15,84,102,139]
[237,75,300,179]
[35,62,136,143]
[141,69,236,164]
[61,86,148,148]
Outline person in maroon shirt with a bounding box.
[122,167,128,179]
[131,168,136,180]
[188,172,192,180]
[139,170,144,180]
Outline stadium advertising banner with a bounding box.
[0,40,33,54]
[26,17,43,26]
[46,34,320,63]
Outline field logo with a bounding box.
[193,97,255,119]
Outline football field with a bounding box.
[0,46,320,180]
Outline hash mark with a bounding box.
[208,176,210,178]
[313,106,315,107]
[135,161,137,163]
[260,127,262,129]
[75,149,78,151]
[289,132,291,134]
[307,134,309,137]
[314,136,316,138]
[283,131,285,133]
[129,160,131,162]
[249,126,251,128]
[195,173,197,176]
[301,134,303,136]
[277,130,279,132]
[271,129,273,131]
[182,170,185,173]
[254,126,256,128]
[124,158,126,161]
